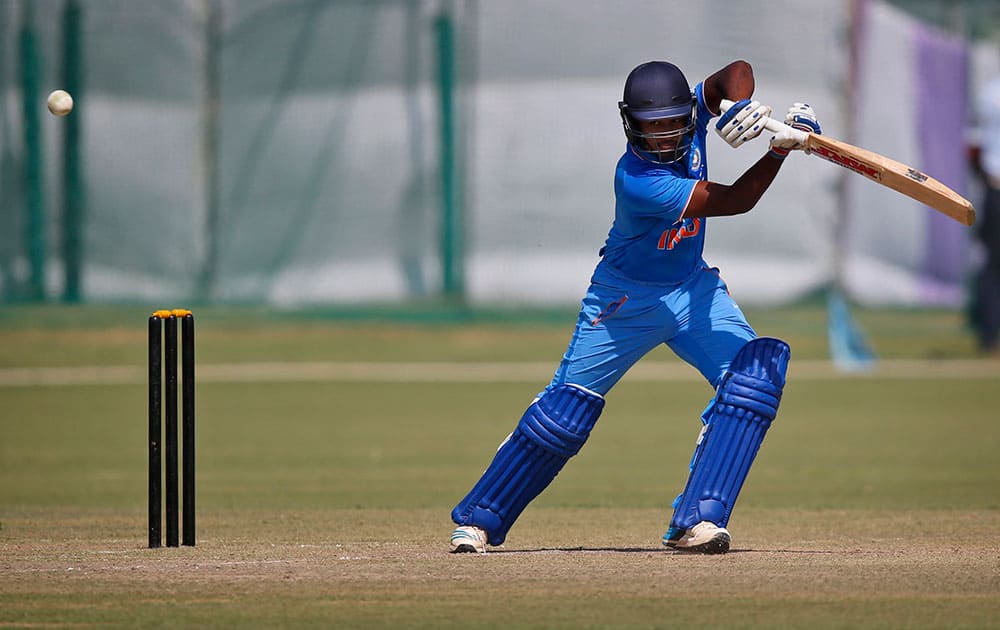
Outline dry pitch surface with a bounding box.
[3,507,998,628]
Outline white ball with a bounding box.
[47,90,73,116]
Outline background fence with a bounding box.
[1,0,998,307]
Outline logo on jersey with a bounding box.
[657,218,701,250]
[689,147,702,175]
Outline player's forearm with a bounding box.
[727,153,784,213]
[689,153,782,218]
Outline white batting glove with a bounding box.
[715,99,772,148]
[769,102,821,159]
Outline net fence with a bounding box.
[0,0,993,307]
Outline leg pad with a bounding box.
[452,383,605,546]
[670,337,790,529]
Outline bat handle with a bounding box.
[720,98,809,144]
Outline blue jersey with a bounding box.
[599,81,713,284]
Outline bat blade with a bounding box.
[805,134,975,227]
[717,99,976,226]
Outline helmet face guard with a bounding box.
[619,106,695,164]
[619,61,695,165]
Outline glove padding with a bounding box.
[715,99,772,148]
[769,103,821,158]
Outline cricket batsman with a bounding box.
[450,59,820,554]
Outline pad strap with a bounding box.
[452,383,605,546]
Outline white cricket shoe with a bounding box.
[449,525,488,554]
[662,521,731,554]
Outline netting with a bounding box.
[0,0,989,307]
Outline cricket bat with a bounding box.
[720,99,976,226]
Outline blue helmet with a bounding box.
[618,61,695,164]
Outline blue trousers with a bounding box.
[549,260,756,395]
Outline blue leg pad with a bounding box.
[452,383,605,546]
[670,337,790,530]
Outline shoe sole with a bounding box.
[450,543,483,554]
[665,532,731,555]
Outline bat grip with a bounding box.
[720,98,809,144]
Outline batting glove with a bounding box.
[769,102,821,159]
[715,99,772,148]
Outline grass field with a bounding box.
[1,304,998,628]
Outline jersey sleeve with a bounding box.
[694,81,713,129]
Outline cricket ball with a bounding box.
[47,90,73,117]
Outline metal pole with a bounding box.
[434,7,464,300]
[61,0,84,302]
[198,0,222,301]
[20,3,45,301]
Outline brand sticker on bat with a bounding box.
[811,145,881,180]
[905,168,928,183]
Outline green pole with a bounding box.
[0,5,13,299]
[61,0,84,302]
[434,8,464,300]
[20,3,45,301]
[198,0,222,302]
